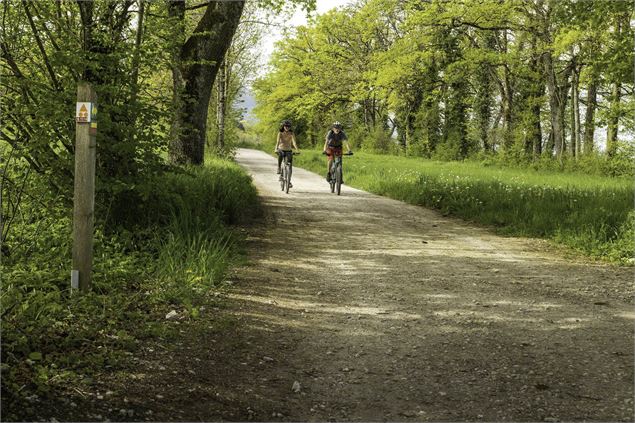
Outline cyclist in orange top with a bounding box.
[323,121,352,181]
[274,120,299,185]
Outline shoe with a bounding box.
[276,168,281,174]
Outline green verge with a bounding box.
[293,150,634,264]
[1,157,259,419]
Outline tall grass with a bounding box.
[1,158,260,418]
[294,150,633,263]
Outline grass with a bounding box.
[1,157,260,420]
[293,149,634,263]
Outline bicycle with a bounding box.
[324,150,353,195]
[278,150,299,194]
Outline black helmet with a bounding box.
[332,121,343,129]
[281,120,292,127]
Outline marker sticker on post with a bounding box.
[76,102,92,123]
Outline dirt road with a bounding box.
[76,148,633,422]
[211,149,633,421]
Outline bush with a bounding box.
[360,127,394,153]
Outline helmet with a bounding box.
[332,121,343,129]
[281,120,292,127]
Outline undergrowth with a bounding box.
[0,158,259,419]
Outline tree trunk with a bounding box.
[529,53,545,159]
[571,65,581,159]
[606,14,625,157]
[167,0,186,163]
[606,80,621,157]
[216,57,227,151]
[526,38,542,158]
[371,94,377,129]
[501,30,513,149]
[474,59,492,152]
[406,88,423,153]
[169,0,245,165]
[558,71,571,155]
[583,73,597,154]
[543,51,564,160]
[130,0,145,108]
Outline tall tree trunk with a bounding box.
[526,38,542,158]
[371,94,377,129]
[606,80,621,157]
[532,90,543,158]
[169,1,245,165]
[167,0,186,163]
[501,30,513,150]
[216,57,227,151]
[606,14,626,157]
[474,56,492,152]
[571,64,581,159]
[558,71,571,155]
[406,87,423,153]
[130,0,145,108]
[543,51,565,160]
[583,73,597,154]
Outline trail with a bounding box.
[88,148,633,421]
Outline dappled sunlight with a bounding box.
[489,300,563,310]
[433,309,543,324]
[239,312,371,334]
[228,287,622,335]
[229,292,420,320]
[422,293,458,299]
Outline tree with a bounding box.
[168,0,245,165]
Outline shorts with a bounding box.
[325,147,342,159]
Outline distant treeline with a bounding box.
[254,0,634,166]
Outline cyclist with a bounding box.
[323,121,352,181]
[274,119,299,185]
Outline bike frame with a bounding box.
[279,151,297,194]
[328,151,352,196]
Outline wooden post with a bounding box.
[72,82,97,292]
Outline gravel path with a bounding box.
[67,148,633,422]
[223,149,634,422]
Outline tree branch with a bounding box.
[186,1,212,11]
[22,0,61,91]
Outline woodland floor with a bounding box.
[27,148,634,422]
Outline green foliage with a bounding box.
[1,1,173,210]
[293,150,633,263]
[1,159,259,419]
[359,127,395,154]
[254,0,634,168]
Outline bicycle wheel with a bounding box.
[330,171,335,193]
[280,163,285,191]
[285,163,290,194]
[336,164,342,195]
